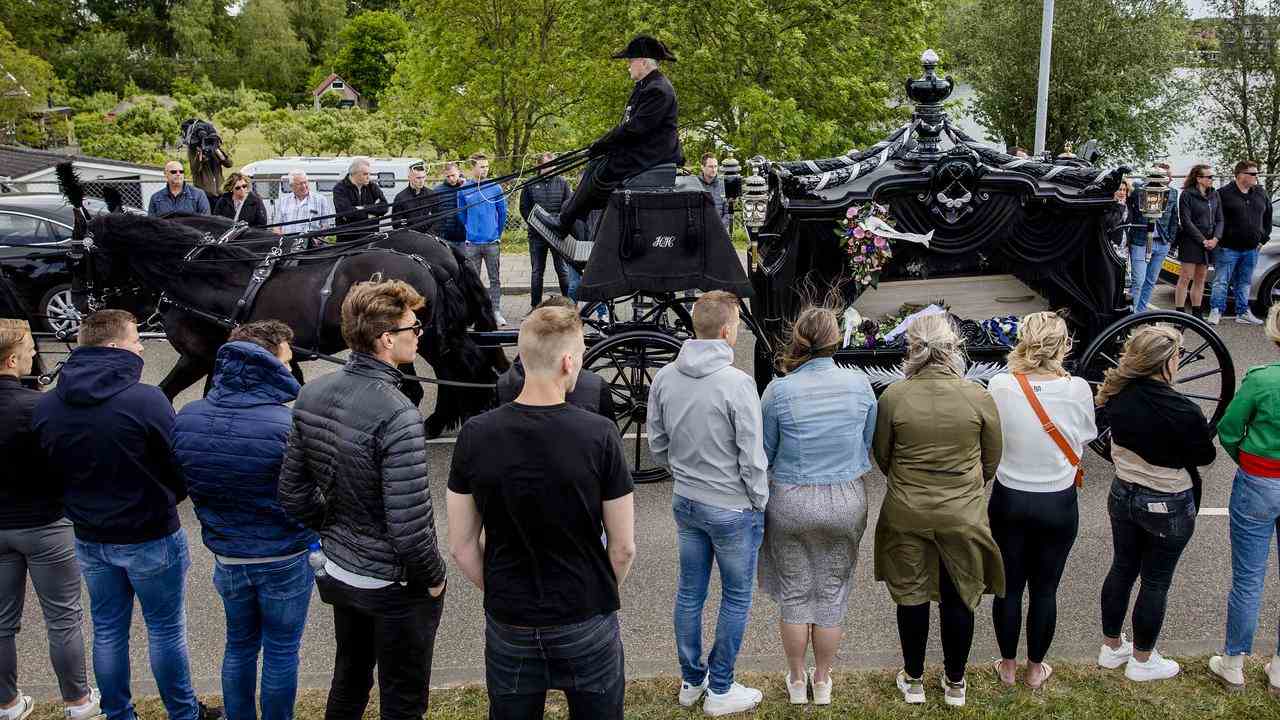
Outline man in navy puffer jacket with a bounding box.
[172,321,316,720]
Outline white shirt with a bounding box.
[275,191,335,234]
[988,373,1098,492]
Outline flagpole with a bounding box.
[1033,0,1054,155]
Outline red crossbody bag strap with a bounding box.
[1013,373,1084,488]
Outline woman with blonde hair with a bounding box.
[987,312,1097,688]
[758,307,877,705]
[1096,324,1215,682]
[872,313,1003,708]
[1210,303,1280,693]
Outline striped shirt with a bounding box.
[274,191,335,234]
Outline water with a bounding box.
[308,541,328,579]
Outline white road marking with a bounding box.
[1199,507,1229,516]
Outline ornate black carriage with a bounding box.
[564,49,1235,483]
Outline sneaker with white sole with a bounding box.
[809,667,832,705]
[896,670,925,704]
[941,675,967,707]
[64,689,101,720]
[678,675,708,707]
[1266,655,1280,697]
[1208,308,1223,325]
[494,312,509,327]
[0,695,33,720]
[702,683,763,717]
[1125,650,1180,681]
[1210,654,1245,692]
[1099,635,1134,669]
[1237,311,1266,325]
[785,671,808,704]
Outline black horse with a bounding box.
[68,206,504,438]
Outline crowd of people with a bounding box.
[3,283,1280,719]
[1108,159,1272,323]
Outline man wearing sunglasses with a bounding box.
[148,161,210,217]
[1211,160,1271,325]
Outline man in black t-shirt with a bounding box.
[447,305,636,720]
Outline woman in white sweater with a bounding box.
[987,312,1097,688]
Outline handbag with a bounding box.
[1014,373,1083,488]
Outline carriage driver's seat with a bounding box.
[620,163,678,189]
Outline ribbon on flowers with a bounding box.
[859,216,933,247]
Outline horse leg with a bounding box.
[160,353,214,401]
[398,362,424,407]
[290,359,306,386]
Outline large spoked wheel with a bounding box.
[1077,310,1235,459]
[584,330,683,483]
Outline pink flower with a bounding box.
[874,237,887,248]
[853,227,866,239]
[847,205,861,218]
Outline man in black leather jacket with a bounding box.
[331,157,388,242]
[278,279,446,719]
[520,152,574,305]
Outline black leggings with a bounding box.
[896,562,973,683]
[988,482,1079,663]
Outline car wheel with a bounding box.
[39,284,81,335]
[1256,269,1280,318]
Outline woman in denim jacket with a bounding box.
[758,307,877,705]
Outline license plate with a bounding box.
[1162,257,1180,275]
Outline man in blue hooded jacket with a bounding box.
[456,152,509,326]
[33,310,219,720]
[172,320,316,720]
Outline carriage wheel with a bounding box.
[584,330,683,483]
[1077,310,1235,459]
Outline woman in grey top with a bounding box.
[758,307,877,706]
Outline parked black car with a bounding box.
[0,193,148,333]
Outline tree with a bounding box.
[0,0,87,59]
[330,10,409,106]
[946,0,1192,163]
[0,22,57,126]
[234,0,312,104]
[80,132,167,165]
[53,29,173,96]
[171,0,236,83]
[1197,1,1280,186]
[83,0,181,55]
[286,0,346,67]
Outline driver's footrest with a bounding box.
[529,206,592,263]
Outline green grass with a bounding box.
[26,658,1280,719]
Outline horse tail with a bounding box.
[423,270,500,437]
[449,243,498,331]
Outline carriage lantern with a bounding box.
[742,173,769,230]
[1139,167,1171,222]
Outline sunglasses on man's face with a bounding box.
[168,169,184,175]
[1242,171,1260,177]
[386,320,423,338]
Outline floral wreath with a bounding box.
[842,203,894,287]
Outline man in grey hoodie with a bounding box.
[647,290,768,717]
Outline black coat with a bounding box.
[1099,377,1217,491]
[212,191,269,227]
[332,176,389,240]
[592,69,684,180]
[431,180,467,244]
[495,358,614,418]
[520,175,572,219]
[392,185,435,231]
[278,352,447,589]
[1219,182,1273,251]
[0,376,61,530]
[1178,186,1225,246]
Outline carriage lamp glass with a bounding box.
[743,174,769,229]
[1139,169,1170,222]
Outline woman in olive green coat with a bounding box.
[872,313,1005,708]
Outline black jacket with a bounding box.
[495,358,614,418]
[392,185,435,231]
[332,176,389,240]
[592,69,684,179]
[520,175,572,219]
[278,353,446,589]
[33,347,185,544]
[431,180,467,244]
[1178,186,1225,247]
[1104,202,1135,246]
[1219,182,1273,251]
[212,191,269,227]
[0,376,61,530]
[1100,377,1217,491]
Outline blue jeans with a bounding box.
[563,264,582,301]
[463,241,501,308]
[672,495,764,694]
[1211,247,1260,315]
[484,612,624,719]
[76,531,198,720]
[1129,241,1170,312]
[213,554,314,720]
[1225,469,1280,655]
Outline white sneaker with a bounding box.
[1208,308,1222,325]
[809,667,832,705]
[65,689,101,720]
[1125,650,1180,681]
[1266,655,1280,697]
[896,670,925,704]
[0,695,33,720]
[1099,635,1134,669]
[494,312,509,327]
[941,675,967,707]
[678,675,708,707]
[786,671,808,704]
[1146,302,1161,310]
[1210,654,1245,692]
[702,683,763,717]
[1237,311,1265,325]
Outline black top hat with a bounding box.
[612,35,677,62]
